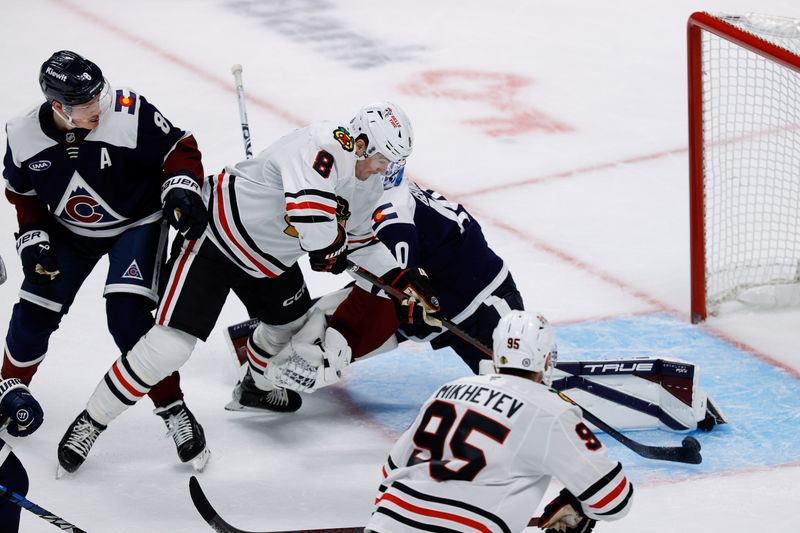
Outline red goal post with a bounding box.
[687,12,800,323]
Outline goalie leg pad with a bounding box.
[264,310,352,393]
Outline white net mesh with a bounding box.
[701,13,800,311]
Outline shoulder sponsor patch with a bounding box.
[28,160,51,172]
[332,126,354,152]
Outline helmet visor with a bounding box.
[63,80,111,120]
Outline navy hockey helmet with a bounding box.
[39,50,105,106]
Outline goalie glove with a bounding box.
[265,312,352,393]
[539,489,597,533]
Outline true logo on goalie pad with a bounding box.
[582,362,654,374]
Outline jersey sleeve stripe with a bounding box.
[288,215,334,224]
[285,189,338,201]
[285,201,337,214]
[588,476,628,509]
[577,462,622,500]
[597,484,634,518]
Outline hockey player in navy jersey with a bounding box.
[366,311,633,533]
[2,50,210,472]
[330,167,522,373]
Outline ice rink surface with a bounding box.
[1,0,799,531]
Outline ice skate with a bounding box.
[225,369,302,413]
[155,400,211,472]
[57,410,106,477]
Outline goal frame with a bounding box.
[687,11,800,323]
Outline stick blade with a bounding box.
[189,476,217,523]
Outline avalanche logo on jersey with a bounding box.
[372,202,398,231]
[54,171,127,227]
[122,259,144,280]
[332,127,354,152]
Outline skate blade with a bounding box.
[224,399,247,411]
[191,447,212,472]
[224,399,285,413]
[55,464,72,480]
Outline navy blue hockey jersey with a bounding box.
[370,180,507,340]
[3,88,203,238]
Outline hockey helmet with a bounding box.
[39,50,106,106]
[350,101,413,164]
[492,311,557,384]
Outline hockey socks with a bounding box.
[86,325,197,425]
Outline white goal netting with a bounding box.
[700,13,800,312]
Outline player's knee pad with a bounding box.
[126,325,197,385]
[5,300,63,365]
[106,293,155,353]
[250,313,309,356]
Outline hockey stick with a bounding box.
[0,482,87,532]
[346,261,703,465]
[189,476,538,533]
[231,64,253,160]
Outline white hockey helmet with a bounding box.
[350,101,413,164]
[492,311,557,384]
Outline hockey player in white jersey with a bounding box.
[365,311,633,533]
[57,102,442,473]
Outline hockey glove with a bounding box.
[0,378,44,437]
[540,489,596,533]
[161,175,209,240]
[385,267,443,332]
[308,224,348,274]
[16,229,60,285]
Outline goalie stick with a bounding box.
[347,261,703,465]
[189,476,539,533]
[0,482,86,532]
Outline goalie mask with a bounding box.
[350,101,413,165]
[492,311,558,385]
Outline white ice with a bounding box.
[1,1,799,531]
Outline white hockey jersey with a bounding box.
[366,373,633,533]
[203,121,398,278]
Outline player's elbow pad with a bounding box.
[579,463,634,521]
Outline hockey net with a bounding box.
[688,12,800,322]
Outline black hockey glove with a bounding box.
[308,224,349,274]
[161,175,209,240]
[385,267,443,332]
[0,378,44,437]
[539,489,596,533]
[16,228,60,285]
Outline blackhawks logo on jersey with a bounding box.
[332,127,354,152]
